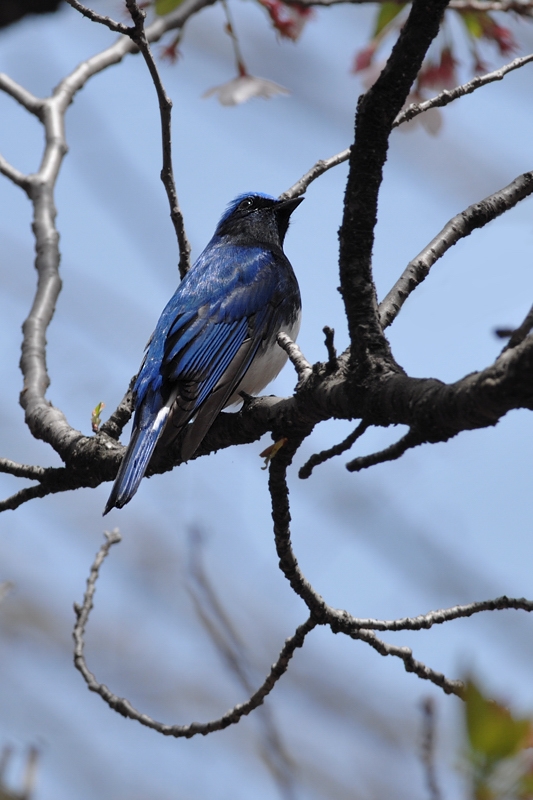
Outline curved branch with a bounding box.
[348,627,464,697]
[73,531,317,737]
[346,428,424,472]
[379,171,533,329]
[299,419,369,478]
[342,595,533,632]
[3,0,216,460]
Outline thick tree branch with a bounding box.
[73,531,317,737]
[338,0,450,368]
[379,171,533,329]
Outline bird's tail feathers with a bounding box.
[103,401,172,515]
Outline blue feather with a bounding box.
[104,192,302,514]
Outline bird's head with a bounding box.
[215,192,303,247]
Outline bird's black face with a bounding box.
[216,194,303,247]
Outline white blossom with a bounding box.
[203,74,289,106]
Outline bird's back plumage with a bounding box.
[104,193,302,514]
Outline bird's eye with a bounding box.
[239,197,254,211]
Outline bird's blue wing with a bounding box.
[104,244,296,513]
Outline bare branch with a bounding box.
[277,332,312,381]
[322,326,338,370]
[501,302,533,352]
[281,148,350,200]
[186,528,296,795]
[0,459,46,479]
[346,428,423,472]
[394,53,533,128]
[420,698,442,800]
[349,627,464,697]
[99,385,135,440]
[339,594,533,632]
[283,54,533,200]
[63,0,131,34]
[292,0,533,11]
[0,73,43,116]
[0,484,50,512]
[74,531,317,737]
[379,172,533,329]
[299,419,369,478]
[0,154,31,192]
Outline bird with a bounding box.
[104,192,303,514]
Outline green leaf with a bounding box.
[373,2,406,36]
[465,680,531,763]
[155,0,185,16]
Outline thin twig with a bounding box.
[349,627,464,697]
[421,698,442,800]
[124,0,191,276]
[293,0,533,11]
[74,532,317,737]
[277,332,313,381]
[0,484,50,512]
[379,171,533,329]
[63,0,132,34]
[186,528,296,797]
[299,419,369,478]
[0,154,31,192]
[395,53,533,128]
[346,428,424,472]
[335,594,533,632]
[0,73,43,116]
[500,301,533,352]
[322,326,338,370]
[282,54,533,200]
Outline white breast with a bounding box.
[227,311,302,406]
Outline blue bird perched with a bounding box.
[104,192,303,514]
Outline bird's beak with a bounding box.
[276,196,304,216]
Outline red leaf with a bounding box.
[352,41,378,73]
[417,47,458,90]
[256,0,313,41]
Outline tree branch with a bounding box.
[299,419,369,478]
[283,54,533,201]
[339,0,451,369]
[0,73,43,116]
[73,531,317,737]
[501,302,533,352]
[276,332,313,381]
[123,0,191,276]
[347,626,464,697]
[379,171,533,329]
[346,428,424,472]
